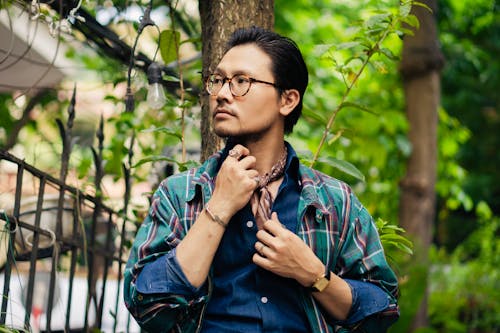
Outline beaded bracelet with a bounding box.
[205,204,228,228]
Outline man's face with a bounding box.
[209,44,284,140]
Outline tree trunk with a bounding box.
[399,0,444,330]
[198,1,274,161]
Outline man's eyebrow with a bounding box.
[213,68,251,76]
[213,68,226,75]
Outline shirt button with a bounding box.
[137,294,143,301]
[261,296,268,304]
[246,221,254,228]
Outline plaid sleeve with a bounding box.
[123,174,208,332]
[335,192,399,331]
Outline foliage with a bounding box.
[375,218,413,257]
[388,247,429,333]
[97,1,202,187]
[428,210,500,332]
[305,1,420,169]
[275,0,410,223]
[435,108,475,249]
[438,0,499,203]
[437,0,500,247]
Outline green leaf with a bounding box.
[163,75,180,82]
[398,27,416,37]
[178,100,194,108]
[401,14,420,29]
[412,1,432,13]
[180,37,201,45]
[141,126,182,140]
[339,101,378,115]
[317,156,365,182]
[379,47,400,61]
[365,13,391,29]
[159,29,181,64]
[375,218,414,255]
[77,154,93,179]
[313,43,335,56]
[303,108,327,124]
[475,201,492,220]
[399,1,412,17]
[133,155,178,168]
[334,41,362,51]
[178,160,200,172]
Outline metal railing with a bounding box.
[0,87,140,332]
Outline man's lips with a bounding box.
[213,108,234,118]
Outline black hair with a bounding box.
[226,26,308,134]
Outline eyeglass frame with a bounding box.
[205,73,278,97]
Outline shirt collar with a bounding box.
[217,140,299,178]
[188,141,329,215]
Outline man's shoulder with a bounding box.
[298,163,352,192]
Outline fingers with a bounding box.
[211,144,259,215]
[271,212,279,221]
[226,145,256,171]
[255,214,285,250]
[255,241,267,257]
[254,213,289,258]
[260,213,286,236]
[223,145,259,189]
[227,144,250,160]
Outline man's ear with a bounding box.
[279,89,300,116]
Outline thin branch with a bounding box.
[310,20,394,167]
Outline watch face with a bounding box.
[313,277,329,292]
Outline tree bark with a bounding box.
[399,0,444,330]
[198,1,274,161]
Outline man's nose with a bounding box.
[216,80,233,100]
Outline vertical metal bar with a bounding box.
[85,115,104,331]
[84,204,99,331]
[0,213,16,326]
[113,215,128,333]
[0,162,23,324]
[96,212,114,328]
[46,217,62,332]
[114,131,135,333]
[65,194,80,332]
[23,177,46,329]
[46,81,76,333]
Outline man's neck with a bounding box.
[242,137,286,176]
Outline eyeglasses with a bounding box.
[206,73,277,97]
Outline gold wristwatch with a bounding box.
[308,267,331,293]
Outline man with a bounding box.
[124,26,399,332]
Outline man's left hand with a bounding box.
[253,212,325,287]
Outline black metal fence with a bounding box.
[0,89,140,332]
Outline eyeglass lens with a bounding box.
[207,74,251,96]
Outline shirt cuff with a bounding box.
[343,279,391,325]
[135,248,205,296]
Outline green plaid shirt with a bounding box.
[124,148,399,332]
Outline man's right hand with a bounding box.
[209,144,260,222]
